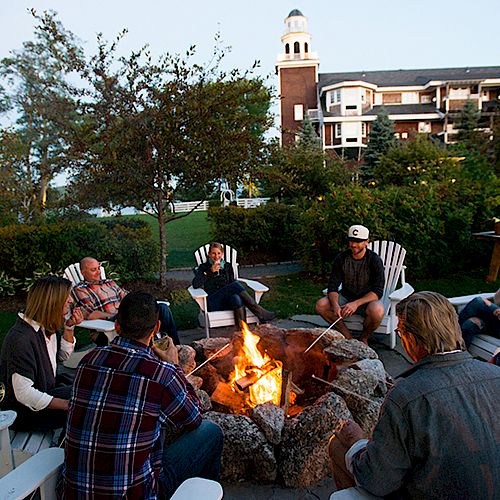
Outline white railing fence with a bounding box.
[96,198,270,217]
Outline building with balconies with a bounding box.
[276,9,500,156]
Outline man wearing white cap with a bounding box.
[315,225,385,344]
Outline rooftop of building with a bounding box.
[319,66,500,90]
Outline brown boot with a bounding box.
[239,291,276,323]
[234,306,247,330]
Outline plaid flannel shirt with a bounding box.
[60,337,201,499]
[73,279,127,319]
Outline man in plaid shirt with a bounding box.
[73,257,179,344]
[60,291,223,498]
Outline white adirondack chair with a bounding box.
[63,263,117,342]
[188,244,270,338]
[0,411,63,499]
[448,292,500,361]
[324,240,414,349]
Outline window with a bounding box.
[336,123,342,137]
[294,42,300,54]
[361,123,367,137]
[401,132,408,139]
[346,105,357,110]
[294,104,304,121]
[394,132,400,139]
[346,138,357,143]
[304,42,309,53]
[330,89,341,105]
[421,94,432,104]
[285,43,290,54]
[361,92,365,103]
[418,122,431,133]
[382,93,402,104]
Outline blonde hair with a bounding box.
[24,276,72,333]
[396,291,465,353]
[209,242,224,253]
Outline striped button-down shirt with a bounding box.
[60,337,201,499]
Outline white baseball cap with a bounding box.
[348,224,369,242]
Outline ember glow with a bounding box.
[231,322,283,407]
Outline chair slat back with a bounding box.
[63,262,106,286]
[368,240,407,307]
[194,244,239,279]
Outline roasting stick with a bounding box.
[304,316,343,353]
[312,374,376,404]
[187,342,232,377]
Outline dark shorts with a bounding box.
[338,294,369,316]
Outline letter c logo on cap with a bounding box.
[353,229,358,235]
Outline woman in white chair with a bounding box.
[192,242,275,327]
[0,276,83,431]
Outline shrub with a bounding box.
[208,203,300,263]
[0,271,20,297]
[297,182,495,278]
[0,219,158,281]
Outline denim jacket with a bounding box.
[351,351,500,499]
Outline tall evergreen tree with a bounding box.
[363,108,397,183]
[454,99,486,153]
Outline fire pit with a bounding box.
[180,323,390,488]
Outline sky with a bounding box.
[1,0,499,184]
[3,0,500,82]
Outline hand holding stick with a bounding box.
[304,316,343,353]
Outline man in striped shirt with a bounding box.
[60,291,223,498]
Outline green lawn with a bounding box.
[118,211,210,268]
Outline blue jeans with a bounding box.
[458,297,500,347]
[158,302,179,345]
[207,281,245,311]
[160,420,224,498]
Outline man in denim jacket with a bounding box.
[329,291,500,499]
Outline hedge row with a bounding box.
[209,182,495,279]
[0,219,159,280]
[208,203,301,264]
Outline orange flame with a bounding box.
[231,322,282,407]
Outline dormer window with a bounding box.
[329,89,341,105]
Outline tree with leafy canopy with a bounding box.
[36,14,273,286]
[363,108,397,183]
[374,134,461,186]
[262,116,333,202]
[0,10,82,222]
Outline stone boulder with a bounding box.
[177,345,196,375]
[205,411,277,483]
[279,392,352,488]
[249,402,285,445]
[324,339,378,362]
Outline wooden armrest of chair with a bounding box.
[448,293,494,308]
[388,283,415,302]
[79,319,115,331]
[238,278,269,293]
[0,447,64,499]
[188,286,208,299]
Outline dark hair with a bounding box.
[116,291,159,340]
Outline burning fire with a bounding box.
[230,322,282,407]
